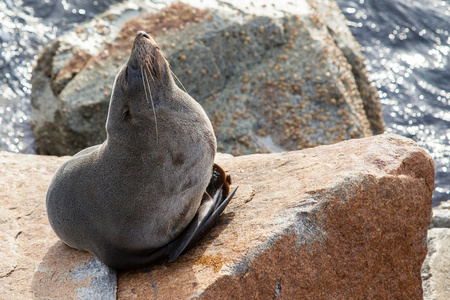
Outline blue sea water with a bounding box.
[0,0,449,205]
[335,0,450,206]
[0,0,125,153]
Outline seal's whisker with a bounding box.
[141,66,150,107]
[147,51,156,60]
[146,62,155,82]
[170,69,188,94]
[141,66,159,143]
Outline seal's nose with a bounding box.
[137,31,150,39]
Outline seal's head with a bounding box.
[125,31,172,88]
[107,31,175,148]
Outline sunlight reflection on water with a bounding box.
[336,0,450,205]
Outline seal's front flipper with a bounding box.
[167,165,237,262]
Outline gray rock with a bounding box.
[30,0,158,155]
[422,228,450,300]
[436,199,450,210]
[71,258,117,300]
[429,200,450,229]
[422,201,450,300]
[430,210,450,229]
[30,0,384,156]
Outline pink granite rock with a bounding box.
[0,153,115,298]
[117,133,433,299]
[0,134,433,298]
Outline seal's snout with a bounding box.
[128,31,158,71]
[125,30,169,84]
[134,31,157,45]
[137,31,150,39]
[130,31,159,61]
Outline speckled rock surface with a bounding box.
[422,201,450,300]
[0,152,65,298]
[1,134,432,298]
[0,152,116,299]
[429,205,450,229]
[116,133,432,299]
[30,0,384,156]
[422,229,450,300]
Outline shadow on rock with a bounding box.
[117,209,236,298]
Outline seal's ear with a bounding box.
[124,66,129,85]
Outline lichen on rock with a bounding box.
[30,0,384,156]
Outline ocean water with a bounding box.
[0,0,448,206]
[335,0,450,206]
[0,0,125,153]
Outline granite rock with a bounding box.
[117,133,432,299]
[0,133,433,298]
[30,0,384,156]
[0,152,116,299]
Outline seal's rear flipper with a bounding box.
[105,165,236,269]
[167,164,237,262]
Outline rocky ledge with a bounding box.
[30,0,384,156]
[0,133,440,298]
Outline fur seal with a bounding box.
[46,31,236,270]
